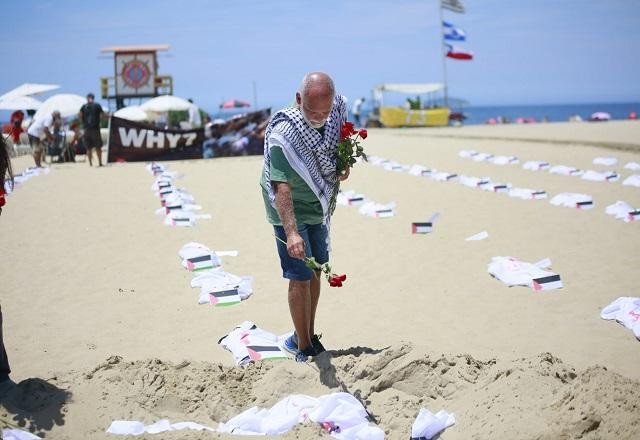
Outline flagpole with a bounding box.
[439,2,449,108]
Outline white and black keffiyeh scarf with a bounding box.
[263,94,347,222]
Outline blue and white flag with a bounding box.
[443,21,466,41]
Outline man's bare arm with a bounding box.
[273,181,305,260]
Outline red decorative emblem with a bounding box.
[122,59,151,90]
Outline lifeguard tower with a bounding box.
[100,44,173,110]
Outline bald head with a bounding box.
[299,72,335,100]
[296,72,335,128]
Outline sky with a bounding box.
[1,0,639,113]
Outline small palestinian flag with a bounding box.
[411,222,432,234]
[531,274,563,291]
[186,254,218,271]
[245,345,288,362]
[209,288,241,307]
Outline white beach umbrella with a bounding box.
[34,93,86,119]
[0,95,43,110]
[113,105,149,121]
[0,83,60,100]
[140,95,191,112]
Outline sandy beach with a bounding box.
[1,120,640,439]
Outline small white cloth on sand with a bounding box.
[549,193,594,209]
[459,175,491,188]
[336,190,367,206]
[218,392,384,439]
[411,408,456,439]
[430,171,458,182]
[156,203,201,215]
[191,269,253,305]
[408,164,432,176]
[605,201,639,222]
[472,152,493,162]
[581,170,619,182]
[481,181,511,193]
[163,210,211,227]
[622,175,640,187]
[383,161,408,172]
[624,162,640,171]
[508,187,547,200]
[358,201,395,218]
[466,230,488,241]
[162,191,195,204]
[600,297,640,339]
[218,321,288,365]
[522,160,550,171]
[178,242,222,271]
[549,165,583,176]
[488,256,563,291]
[458,149,478,158]
[106,419,215,435]
[593,156,618,166]
[2,429,42,440]
[490,155,519,165]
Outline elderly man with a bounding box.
[260,72,350,362]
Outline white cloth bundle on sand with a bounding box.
[336,190,367,206]
[218,321,288,365]
[430,171,458,182]
[488,256,563,291]
[549,193,594,209]
[408,164,432,176]
[481,181,511,193]
[622,175,640,187]
[605,201,639,222]
[522,160,550,171]
[472,152,493,162]
[508,188,547,200]
[178,242,222,271]
[2,429,42,439]
[624,161,640,171]
[411,408,456,439]
[593,156,618,166]
[581,170,619,182]
[191,269,253,305]
[459,175,491,188]
[458,149,477,158]
[600,297,640,339]
[549,165,583,176]
[218,392,385,439]
[163,210,211,227]
[106,419,215,435]
[358,201,395,218]
[490,155,519,165]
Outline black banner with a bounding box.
[107,109,270,162]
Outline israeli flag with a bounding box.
[443,21,466,41]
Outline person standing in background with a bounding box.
[79,93,104,167]
[351,97,365,127]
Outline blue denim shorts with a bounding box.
[274,223,329,281]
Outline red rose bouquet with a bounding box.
[336,121,367,176]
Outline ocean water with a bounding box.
[445,102,639,126]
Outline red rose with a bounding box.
[358,129,368,139]
[328,274,346,287]
[341,121,355,140]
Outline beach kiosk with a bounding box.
[370,83,450,128]
[99,44,173,110]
